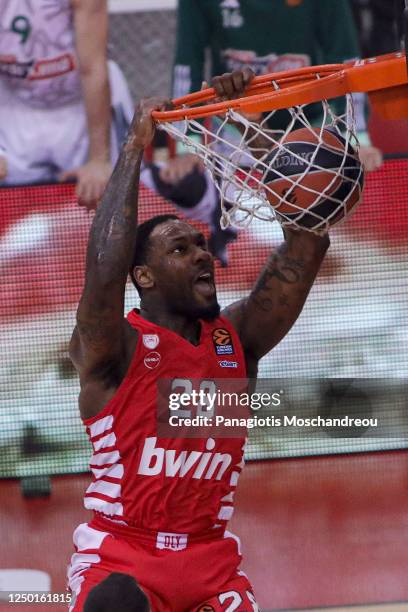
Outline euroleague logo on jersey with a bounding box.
[144,351,161,369]
[212,328,234,355]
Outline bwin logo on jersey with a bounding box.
[137,437,232,480]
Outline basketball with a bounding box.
[262,127,364,230]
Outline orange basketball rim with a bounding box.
[152,52,408,123]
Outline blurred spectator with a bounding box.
[0,0,135,458]
[350,0,403,57]
[143,0,383,266]
[0,0,133,209]
[350,0,408,158]
[0,146,6,180]
[173,0,359,101]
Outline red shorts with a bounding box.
[67,516,258,611]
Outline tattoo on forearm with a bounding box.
[86,137,143,287]
[278,293,290,307]
[258,257,303,286]
[250,250,305,312]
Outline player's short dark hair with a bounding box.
[83,572,150,612]
[129,214,179,292]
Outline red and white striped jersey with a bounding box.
[82,310,248,535]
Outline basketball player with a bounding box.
[0,0,133,209]
[351,0,403,57]
[67,68,330,611]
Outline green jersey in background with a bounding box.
[173,0,363,131]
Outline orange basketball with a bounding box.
[263,128,364,230]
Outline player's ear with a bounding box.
[134,265,155,290]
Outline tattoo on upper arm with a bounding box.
[223,298,246,320]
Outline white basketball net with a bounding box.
[157,95,363,234]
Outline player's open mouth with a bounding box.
[194,272,215,297]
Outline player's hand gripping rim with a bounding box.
[126,97,174,152]
[203,68,262,123]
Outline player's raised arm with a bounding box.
[206,70,330,364]
[223,228,329,363]
[70,98,168,377]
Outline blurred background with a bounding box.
[1,1,408,610]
